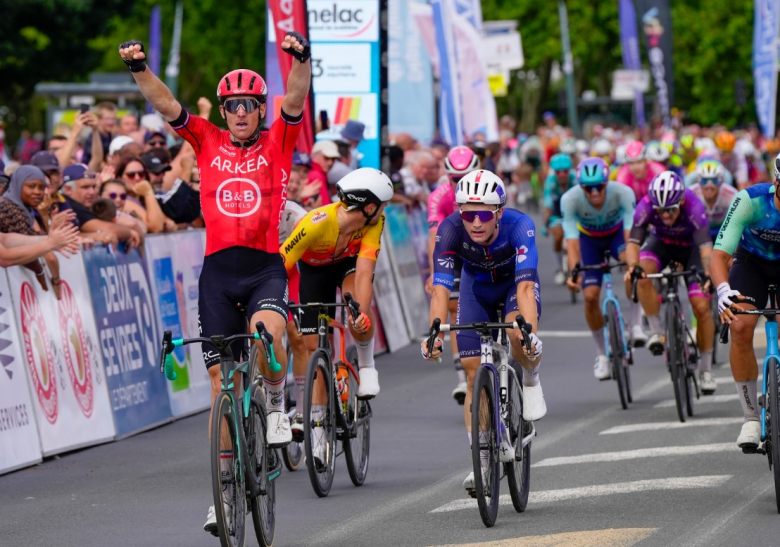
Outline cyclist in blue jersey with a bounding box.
[544,153,576,284]
[420,169,545,495]
[712,153,780,450]
[562,157,638,380]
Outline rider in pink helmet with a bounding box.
[444,146,480,182]
[617,140,665,201]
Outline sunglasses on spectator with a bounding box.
[459,208,499,223]
[125,170,146,179]
[584,184,606,194]
[654,204,681,215]
[107,192,128,200]
[223,97,263,114]
[147,139,166,148]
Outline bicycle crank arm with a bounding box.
[520,424,536,450]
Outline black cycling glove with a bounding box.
[119,40,147,73]
[283,31,311,63]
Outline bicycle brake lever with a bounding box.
[426,318,441,358]
[343,292,361,320]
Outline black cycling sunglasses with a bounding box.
[223,97,264,114]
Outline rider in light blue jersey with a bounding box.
[543,153,576,284]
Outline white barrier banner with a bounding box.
[7,256,115,456]
[374,234,411,351]
[0,269,42,474]
[145,232,210,417]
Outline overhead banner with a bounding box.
[267,0,315,153]
[619,0,646,127]
[82,247,172,437]
[636,0,674,127]
[753,0,779,138]
[145,232,211,417]
[0,270,42,475]
[388,0,435,143]
[7,256,115,456]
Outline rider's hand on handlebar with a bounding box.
[420,337,443,360]
[717,282,742,323]
[624,264,643,283]
[349,311,372,335]
[566,274,580,293]
[525,332,543,361]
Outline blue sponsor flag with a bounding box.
[753,0,779,138]
[619,0,646,128]
[431,0,464,146]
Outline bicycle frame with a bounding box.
[601,270,630,361]
[761,313,778,443]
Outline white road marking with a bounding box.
[654,394,738,408]
[714,376,761,385]
[534,443,734,467]
[430,475,731,513]
[537,329,592,338]
[600,417,742,435]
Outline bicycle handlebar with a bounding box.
[571,260,626,283]
[289,292,361,321]
[629,265,707,303]
[425,315,533,354]
[718,296,780,344]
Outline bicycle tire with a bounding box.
[712,299,723,366]
[472,366,500,527]
[282,439,304,471]
[248,385,275,547]
[607,301,629,410]
[666,303,686,423]
[769,357,780,513]
[303,348,336,497]
[210,391,246,547]
[343,362,370,487]
[684,339,696,418]
[504,367,530,512]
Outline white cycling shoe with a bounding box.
[631,324,648,348]
[203,505,217,536]
[452,381,467,405]
[357,367,380,399]
[647,333,666,356]
[737,420,761,453]
[593,355,610,381]
[522,383,547,421]
[266,411,292,447]
[698,371,717,395]
[554,270,566,285]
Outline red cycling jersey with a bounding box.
[172,109,302,255]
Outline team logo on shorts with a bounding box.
[216,178,262,218]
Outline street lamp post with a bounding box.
[557,0,580,136]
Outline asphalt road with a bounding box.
[2,228,780,546]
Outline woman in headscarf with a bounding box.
[0,165,73,297]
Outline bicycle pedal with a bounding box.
[740,443,759,455]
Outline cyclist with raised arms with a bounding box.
[426,145,480,405]
[711,153,780,450]
[688,160,739,241]
[562,157,638,379]
[420,169,545,495]
[543,153,576,284]
[118,32,311,535]
[624,171,717,394]
[616,140,665,202]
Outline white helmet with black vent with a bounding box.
[455,169,506,206]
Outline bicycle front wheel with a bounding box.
[666,305,686,423]
[768,356,780,513]
[210,391,247,547]
[504,367,530,512]
[471,366,500,527]
[343,362,371,487]
[304,349,337,497]
[248,385,275,547]
[606,301,629,410]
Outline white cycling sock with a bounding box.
[698,351,713,373]
[264,375,285,413]
[630,301,643,329]
[522,364,540,387]
[355,337,375,369]
[735,381,759,420]
[294,375,305,413]
[312,404,325,421]
[454,357,466,383]
[647,314,663,335]
[592,328,606,355]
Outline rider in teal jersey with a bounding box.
[562,157,638,379]
[712,153,780,450]
[543,153,576,284]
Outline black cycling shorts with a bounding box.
[639,235,706,296]
[296,257,357,334]
[729,249,780,309]
[198,247,288,368]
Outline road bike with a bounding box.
[290,293,370,497]
[160,322,282,547]
[720,284,780,512]
[426,314,535,527]
[632,264,702,422]
[572,253,633,409]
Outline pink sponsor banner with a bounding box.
[7,255,115,457]
[0,269,42,475]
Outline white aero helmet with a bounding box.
[592,138,612,157]
[455,169,506,206]
[645,140,670,163]
[336,167,394,210]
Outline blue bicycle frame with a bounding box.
[601,269,630,362]
[761,312,778,442]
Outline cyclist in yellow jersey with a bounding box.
[280,167,393,439]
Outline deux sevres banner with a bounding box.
[635,0,674,127]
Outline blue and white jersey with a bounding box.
[560,182,635,239]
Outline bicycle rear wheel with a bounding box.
[248,385,275,547]
[472,366,500,527]
[210,391,246,547]
[343,362,371,487]
[768,357,780,513]
[607,302,629,410]
[282,438,304,471]
[303,349,337,497]
[666,305,686,422]
[504,367,530,512]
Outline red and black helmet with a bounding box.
[216,69,267,101]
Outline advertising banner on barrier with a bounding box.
[7,255,115,456]
[382,205,429,339]
[375,232,412,351]
[0,270,42,474]
[145,232,210,417]
[82,247,172,437]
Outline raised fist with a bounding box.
[282,31,311,63]
[118,40,147,72]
